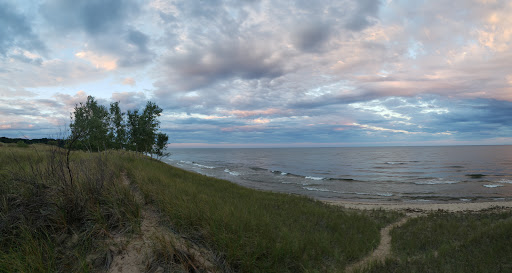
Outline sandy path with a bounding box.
[344,215,413,273]
[335,199,512,272]
[108,174,163,273]
[108,173,219,273]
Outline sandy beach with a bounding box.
[326,200,512,212]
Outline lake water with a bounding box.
[163,146,512,203]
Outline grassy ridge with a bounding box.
[120,153,401,272]
[0,144,140,272]
[362,210,512,272]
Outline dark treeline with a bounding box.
[0,137,65,147]
[69,96,169,158]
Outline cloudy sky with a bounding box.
[2,0,512,147]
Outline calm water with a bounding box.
[163,146,512,203]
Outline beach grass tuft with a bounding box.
[0,144,140,272]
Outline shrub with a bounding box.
[16,140,29,148]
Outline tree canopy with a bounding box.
[69,96,169,158]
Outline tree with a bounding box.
[153,132,169,159]
[69,95,169,158]
[108,101,127,149]
[140,101,163,156]
[126,101,166,157]
[70,96,110,152]
[126,109,142,153]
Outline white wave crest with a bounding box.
[415,179,458,185]
[498,179,512,184]
[305,176,324,181]
[303,187,330,192]
[483,184,504,188]
[224,169,240,176]
[193,163,215,169]
[376,192,393,197]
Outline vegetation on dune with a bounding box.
[360,210,512,273]
[120,155,401,272]
[0,143,403,272]
[0,144,140,272]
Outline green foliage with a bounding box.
[16,140,29,148]
[0,137,63,146]
[69,96,169,157]
[109,101,127,150]
[70,96,110,151]
[47,140,58,146]
[153,133,169,159]
[126,101,164,156]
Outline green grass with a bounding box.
[362,210,512,272]
[0,144,140,272]
[118,154,401,272]
[0,143,402,272]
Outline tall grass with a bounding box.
[119,155,401,272]
[362,210,512,272]
[0,144,140,272]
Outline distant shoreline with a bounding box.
[326,200,512,212]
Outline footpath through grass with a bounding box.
[361,210,512,273]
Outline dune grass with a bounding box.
[0,144,140,272]
[361,209,512,272]
[1,143,402,272]
[118,154,401,272]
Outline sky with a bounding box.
[2,0,512,147]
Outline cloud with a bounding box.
[111,92,147,111]
[1,57,111,89]
[75,51,118,70]
[41,0,139,35]
[3,0,512,145]
[0,87,37,98]
[345,0,382,31]
[0,0,45,55]
[122,77,136,86]
[41,0,153,68]
[293,20,332,52]
[161,38,288,91]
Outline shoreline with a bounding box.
[325,199,512,212]
[164,159,512,212]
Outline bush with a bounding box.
[16,140,29,148]
[47,140,58,146]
